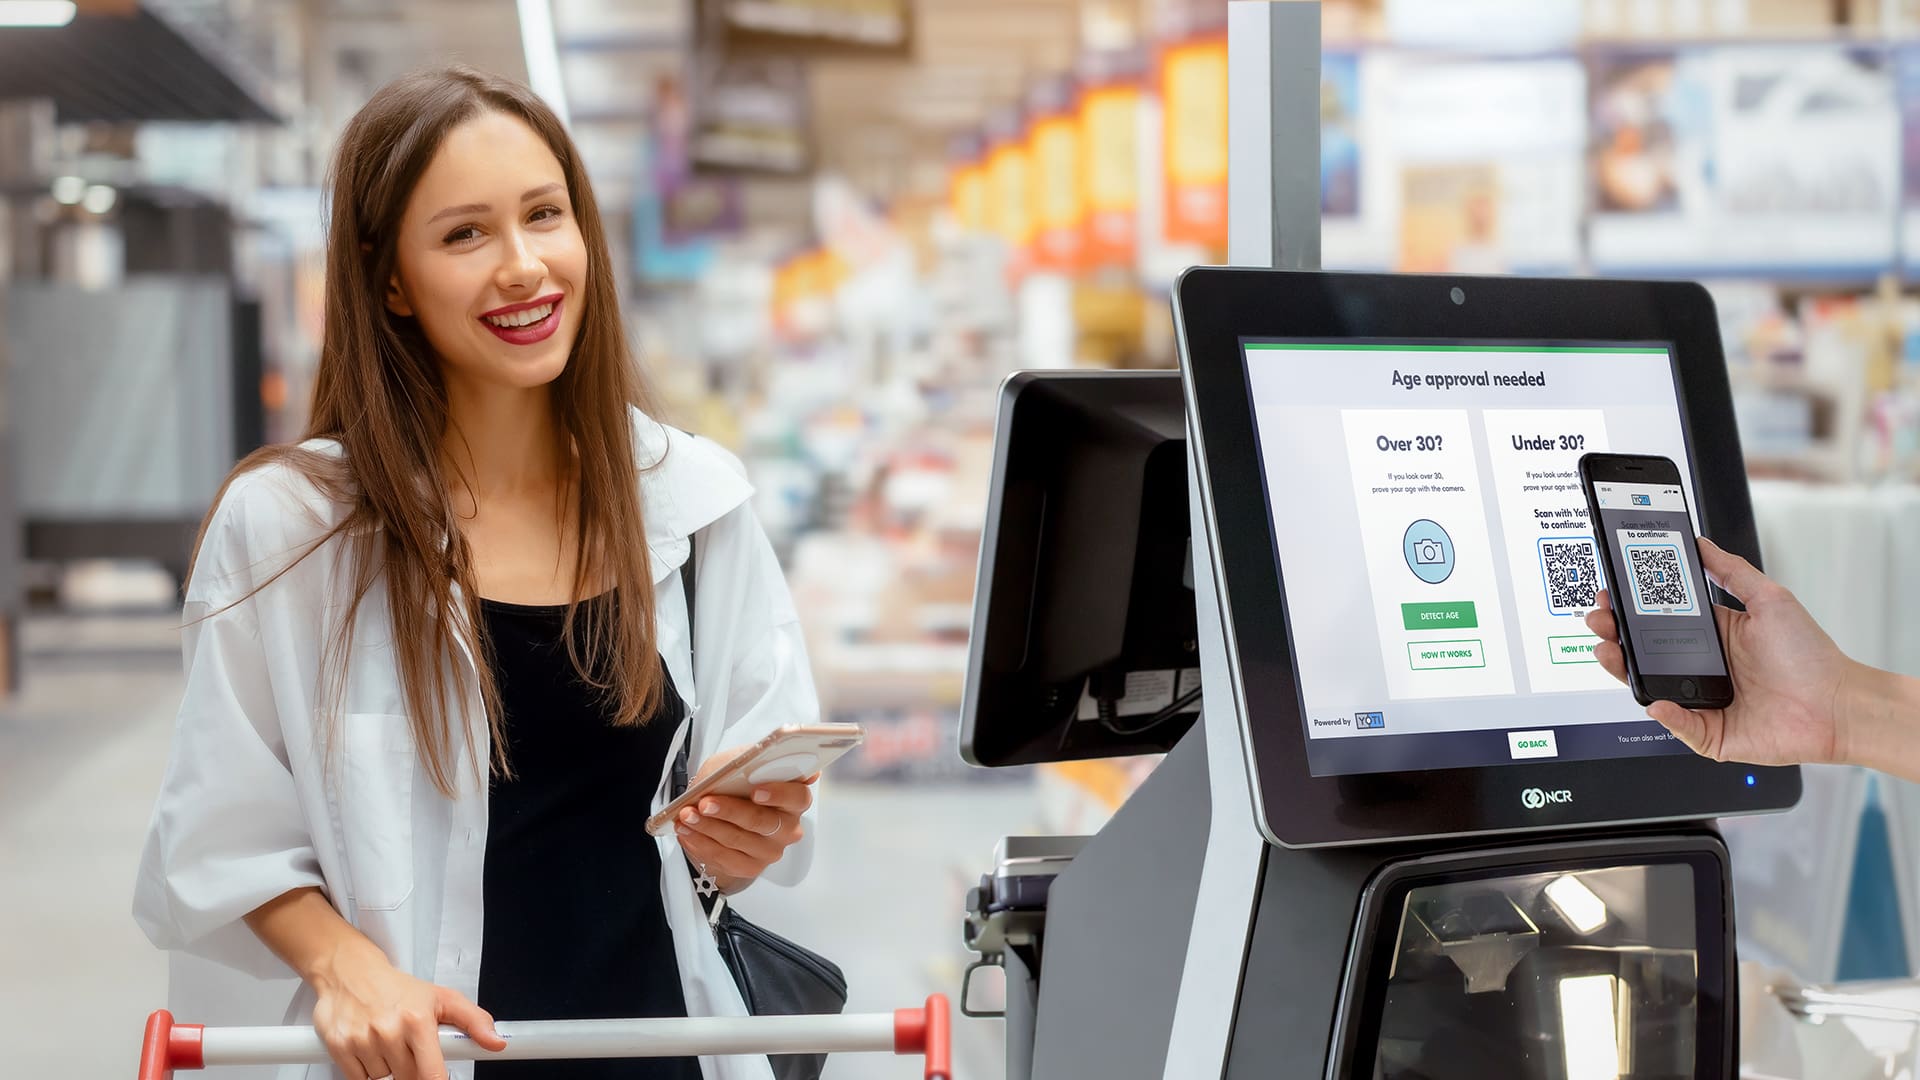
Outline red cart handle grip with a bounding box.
[893,993,952,1080]
[137,1011,202,1080]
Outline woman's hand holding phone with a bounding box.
[1586,536,1853,768]
[671,746,818,894]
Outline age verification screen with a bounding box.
[1243,341,1702,776]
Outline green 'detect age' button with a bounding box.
[1401,601,1478,631]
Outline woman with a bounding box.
[133,65,821,1080]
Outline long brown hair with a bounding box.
[190,65,666,796]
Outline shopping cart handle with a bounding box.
[138,1010,199,1080]
[140,995,952,1080]
[895,994,952,1080]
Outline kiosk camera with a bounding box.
[960,270,1800,1080]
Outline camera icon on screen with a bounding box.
[1404,519,1456,584]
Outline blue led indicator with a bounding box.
[1746,775,1757,787]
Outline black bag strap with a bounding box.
[670,529,726,924]
[671,533,696,798]
[669,424,700,804]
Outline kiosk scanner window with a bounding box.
[1342,844,1730,1080]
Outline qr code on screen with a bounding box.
[1539,538,1600,614]
[1626,545,1692,614]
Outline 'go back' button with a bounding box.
[1508,730,1559,759]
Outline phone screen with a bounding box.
[1590,479,1727,678]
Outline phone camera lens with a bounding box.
[1449,287,1466,306]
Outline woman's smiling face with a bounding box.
[386,109,588,393]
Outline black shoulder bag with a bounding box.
[673,534,849,1080]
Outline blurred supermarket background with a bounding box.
[9,0,1920,1075]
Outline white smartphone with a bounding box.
[645,723,865,837]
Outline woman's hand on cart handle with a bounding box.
[309,934,506,1080]
[243,887,506,1079]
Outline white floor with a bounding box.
[0,612,1039,1079]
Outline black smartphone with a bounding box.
[1577,452,1734,709]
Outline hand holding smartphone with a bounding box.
[1578,452,1734,709]
[646,723,864,837]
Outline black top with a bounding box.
[476,592,701,1079]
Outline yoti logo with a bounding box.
[1522,787,1573,809]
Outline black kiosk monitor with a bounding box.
[960,270,1801,1080]
[959,370,1202,769]
[1176,269,1799,844]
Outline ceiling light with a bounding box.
[515,0,569,128]
[1558,974,1624,1080]
[1544,873,1609,935]
[51,175,86,204]
[0,2,78,28]
[82,184,116,214]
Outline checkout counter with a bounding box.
[957,269,1802,1079]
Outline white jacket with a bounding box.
[134,408,820,1080]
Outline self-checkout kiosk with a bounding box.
[955,5,1801,1079]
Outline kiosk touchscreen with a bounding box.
[1174,268,1800,847]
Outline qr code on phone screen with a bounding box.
[1626,545,1691,613]
[1539,539,1600,613]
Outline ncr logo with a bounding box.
[1522,787,1573,810]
